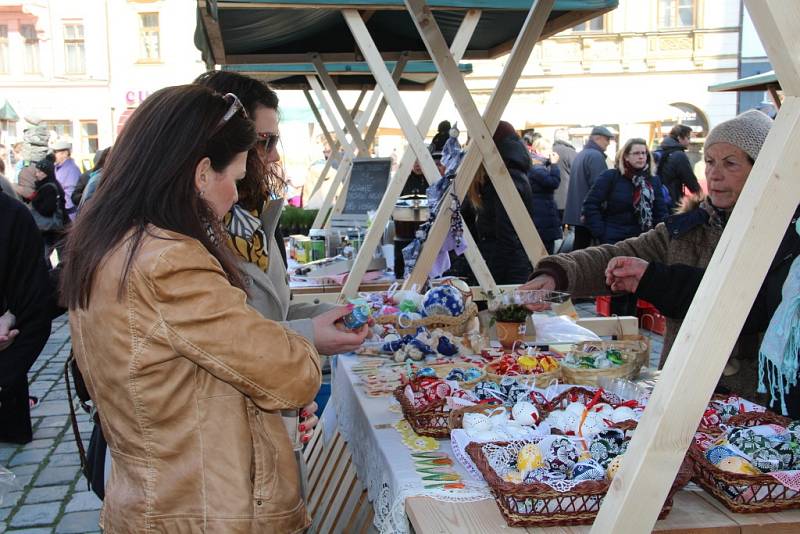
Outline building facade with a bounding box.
[0,0,204,169]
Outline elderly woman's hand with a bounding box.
[519,275,556,311]
[299,401,319,444]
[605,257,649,293]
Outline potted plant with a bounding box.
[490,303,529,349]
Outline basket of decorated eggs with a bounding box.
[688,411,800,513]
[465,435,692,527]
[393,375,477,438]
[376,284,479,337]
[486,351,562,388]
[559,343,644,386]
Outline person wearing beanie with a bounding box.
[461,121,537,283]
[521,109,800,411]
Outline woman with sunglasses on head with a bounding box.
[61,85,320,533]
[194,71,369,439]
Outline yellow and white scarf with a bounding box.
[224,204,269,272]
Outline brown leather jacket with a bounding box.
[69,226,321,533]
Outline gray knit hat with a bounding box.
[705,109,773,161]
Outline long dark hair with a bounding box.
[194,70,283,211]
[61,84,256,309]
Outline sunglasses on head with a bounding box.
[256,132,280,153]
[215,93,250,130]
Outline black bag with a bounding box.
[65,350,107,500]
[30,179,65,232]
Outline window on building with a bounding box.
[572,15,605,32]
[0,26,8,74]
[80,120,98,153]
[659,0,694,29]
[43,120,73,143]
[20,24,40,73]
[138,13,161,61]
[64,22,86,74]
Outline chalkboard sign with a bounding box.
[342,158,392,215]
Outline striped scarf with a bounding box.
[224,204,269,272]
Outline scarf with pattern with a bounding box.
[224,204,269,272]
[629,166,655,232]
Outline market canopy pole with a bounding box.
[343,8,498,295]
[340,9,488,299]
[404,0,554,290]
[312,55,370,155]
[592,1,800,531]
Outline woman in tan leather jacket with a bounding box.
[60,85,320,533]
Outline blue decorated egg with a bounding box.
[416,367,437,378]
[570,460,606,482]
[473,380,506,402]
[465,367,483,382]
[545,437,579,474]
[437,335,460,356]
[705,446,741,466]
[445,368,466,381]
[422,286,465,317]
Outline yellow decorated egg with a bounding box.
[606,455,624,479]
[716,456,761,475]
[503,469,524,483]
[517,443,544,473]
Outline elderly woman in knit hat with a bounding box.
[523,110,800,403]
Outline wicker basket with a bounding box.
[560,346,642,387]
[466,441,692,527]
[428,362,486,389]
[393,385,451,438]
[376,302,479,336]
[689,411,800,513]
[485,351,563,388]
[448,403,505,431]
[576,339,650,370]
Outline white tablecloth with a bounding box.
[330,354,491,534]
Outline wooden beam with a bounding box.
[746,0,800,97]
[591,102,800,533]
[198,0,227,65]
[330,88,374,222]
[340,10,486,298]
[312,55,369,155]
[768,84,783,109]
[363,53,409,150]
[303,88,337,201]
[403,0,554,290]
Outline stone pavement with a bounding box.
[0,301,664,533]
[1,316,101,534]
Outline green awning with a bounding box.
[708,71,778,93]
[0,100,18,121]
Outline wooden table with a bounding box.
[406,488,800,533]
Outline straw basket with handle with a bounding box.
[376,301,479,336]
[428,362,486,389]
[560,342,643,386]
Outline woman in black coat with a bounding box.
[463,122,537,284]
[0,190,53,443]
[527,143,562,254]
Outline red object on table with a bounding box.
[637,299,666,335]
[595,296,612,317]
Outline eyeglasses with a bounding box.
[256,132,280,153]
[217,92,249,129]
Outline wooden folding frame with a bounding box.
[401,0,554,290]
[592,1,800,531]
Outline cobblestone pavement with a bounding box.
[0,302,663,533]
[1,316,101,534]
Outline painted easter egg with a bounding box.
[773,441,799,470]
[580,411,608,436]
[705,446,741,466]
[445,368,466,381]
[464,367,483,382]
[591,403,614,417]
[517,443,545,474]
[589,438,621,467]
[462,412,492,434]
[611,406,637,423]
[570,460,606,482]
[606,455,625,479]
[422,286,465,317]
[545,437,579,474]
[716,456,760,475]
[512,401,539,426]
[473,381,506,402]
[565,401,587,416]
[728,428,771,456]
[751,447,782,473]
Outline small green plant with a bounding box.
[490,304,529,324]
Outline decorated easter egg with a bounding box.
[545,410,567,432]
[562,411,582,434]
[565,401,587,416]
[606,455,624,479]
[392,290,423,309]
[570,460,606,482]
[512,401,539,426]
[611,406,636,423]
[580,411,608,436]
[589,437,621,466]
[595,429,625,446]
[517,443,545,473]
[716,456,760,475]
[436,336,460,357]
[506,383,531,405]
[418,378,451,403]
[416,367,437,378]
[728,428,771,456]
[445,368,466,382]
[591,403,614,417]
[464,367,483,382]
[773,441,799,470]
[488,408,510,428]
[422,286,465,317]
[787,420,800,435]
[473,381,506,402]
[751,447,782,473]
[462,413,492,434]
[502,469,524,484]
[705,446,741,466]
[545,437,579,474]
[440,277,472,302]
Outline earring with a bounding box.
[199,189,205,197]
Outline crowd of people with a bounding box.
[0,68,798,532]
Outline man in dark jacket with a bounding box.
[563,126,612,250]
[0,190,53,443]
[655,124,701,211]
[552,129,577,221]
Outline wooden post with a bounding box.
[404,0,555,290]
[342,9,496,297]
[304,88,345,201]
[312,54,369,155]
[592,1,800,530]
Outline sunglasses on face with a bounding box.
[256,132,280,153]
